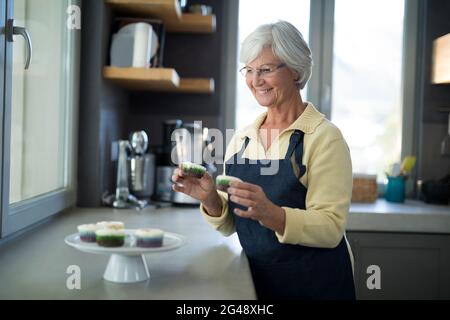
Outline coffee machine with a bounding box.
[155,120,216,206]
[171,122,203,205]
[155,120,182,202]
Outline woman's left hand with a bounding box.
[228,181,286,235]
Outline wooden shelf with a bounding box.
[103,67,214,93]
[178,78,215,93]
[167,13,216,34]
[105,0,216,34]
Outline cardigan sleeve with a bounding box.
[275,137,353,248]
[199,189,236,236]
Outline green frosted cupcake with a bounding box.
[216,175,242,192]
[180,161,206,178]
[95,228,125,247]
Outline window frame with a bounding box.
[0,0,81,238]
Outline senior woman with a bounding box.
[172,20,355,300]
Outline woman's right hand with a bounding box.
[171,167,215,201]
[171,168,223,216]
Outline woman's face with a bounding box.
[245,47,298,108]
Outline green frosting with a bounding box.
[181,162,206,177]
[96,235,124,247]
[216,178,231,186]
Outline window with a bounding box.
[234,0,416,185]
[236,0,310,130]
[331,0,405,181]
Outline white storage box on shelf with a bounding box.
[110,22,158,68]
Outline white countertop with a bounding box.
[0,199,448,299]
[0,206,256,300]
[348,199,450,234]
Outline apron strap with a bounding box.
[235,137,250,162]
[285,130,306,178]
[285,130,304,160]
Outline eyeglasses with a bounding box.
[239,63,286,78]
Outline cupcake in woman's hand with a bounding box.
[180,162,206,178]
[96,221,124,230]
[135,228,164,248]
[215,175,242,192]
[77,224,99,242]
[95,229,125,247]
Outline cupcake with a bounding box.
[135,228,164,248]
[215,175,242,192]
[96,221,124,230]
[180,161,206,178]
[77,224,99,243]
[95,228,125,247]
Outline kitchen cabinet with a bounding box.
[347,232,450,299]
[104,0,216,93]
[78,0,236,207]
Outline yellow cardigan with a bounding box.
[200,102,353,250]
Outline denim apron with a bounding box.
[226,130,355,300]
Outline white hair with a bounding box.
[240,20,313,90]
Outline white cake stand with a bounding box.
[65,230,186,283]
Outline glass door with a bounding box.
[1,0,80,237]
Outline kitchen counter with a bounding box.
[1,199,449,299]
[348,199,450,234]
[0,206,256,300]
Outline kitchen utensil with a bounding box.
[128,130,155,199]
[110,22,158,68]
[156,166,175,202]
[130,130,148,155]
[106,140,149,209]
[170,122,205,205]
[174,128,188,165]
[391,163,401,177]
[385,176,406,203]
[162,119,182,165]
[129,153,155,198]
[400,156,417,175]
[114,140,132,208]
[171,122,215,206]
[154,120,182,202]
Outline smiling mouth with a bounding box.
[257,88,273,94]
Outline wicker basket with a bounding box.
[352,174,378,203]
